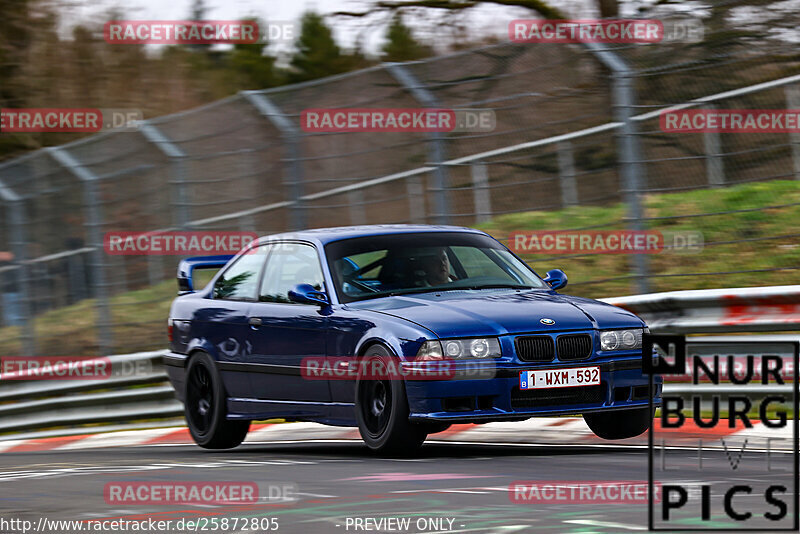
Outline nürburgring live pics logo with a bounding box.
[644,334,799,531]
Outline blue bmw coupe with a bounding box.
[166,225,661,453]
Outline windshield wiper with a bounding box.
[387,284,537,296]
[386,287,459,297]
[349,283,541,302]
[462,284,537,290]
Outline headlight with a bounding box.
[416,340,443,361]
[470,339,491,358]
[600,329,643,351]
[416,338,501,360]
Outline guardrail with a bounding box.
[0,286,796,439]
[0,350,180,437]
[601,285,800,334]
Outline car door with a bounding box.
[195,245,268,399]
[247,242,331,402]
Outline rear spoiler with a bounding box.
[177,255,234,294]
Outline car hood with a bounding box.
[349,289,643,338]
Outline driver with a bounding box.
[415,247,452,286]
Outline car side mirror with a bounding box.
[288,283,330,306]
[543,269,568,291]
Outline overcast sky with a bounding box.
[62,0,599,55]
[57,0,750,57]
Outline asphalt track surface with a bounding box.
[0,437,795,534]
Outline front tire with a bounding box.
[584,407,653,440]
[184,351,250,449]
[355,345,427,454]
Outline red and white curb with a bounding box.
[0,417,790,453]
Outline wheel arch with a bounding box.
[356,338,399,358]
[185,347,210,366]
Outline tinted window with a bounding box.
[451,245,536,283]
[326,232,547,303]
[259,243,324,303]
[212,247,268,300]
[450,246,507,278]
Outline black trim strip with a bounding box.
[163,354,187,367]
[164,355,303,376]
[172,356,641,377]
[217,361,302,376]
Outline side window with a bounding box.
[212,246,268,300]
[260,243,324,303]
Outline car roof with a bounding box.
[256,224,489,246]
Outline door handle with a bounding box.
[248,317,262,327]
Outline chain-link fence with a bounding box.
[0,11,798,357]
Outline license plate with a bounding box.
[519,366,600,390]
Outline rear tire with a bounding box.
[184,351,250,449]
[355,345,427,455]
[584,407,653,440]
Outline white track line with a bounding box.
[451,418,591,442]
[565,519,646,531]
[244,422,350,442]
[56,427,183,450]
[734,422,793,442]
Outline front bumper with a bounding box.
[405,357,661,423]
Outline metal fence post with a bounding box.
[140,123,190,229]
[406,175,426,223]
[106,254,127,294]
[584,44,649,294]
[47,147,113,355]
[470,162,492,223]
[347,190,367,225]
[703,104,725,187]
[238,214,256,233]
[557,141,579,207]
[67,251,88,302]
[786,86,800,180]
[240,91,306,231]
[146,253,162,288]
[386,63,451,224]
[0,181,35,355]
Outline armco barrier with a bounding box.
[0,350,180,436]
[0,286,797,439]
[601,285,800,334]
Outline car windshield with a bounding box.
[325,232,548,303]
